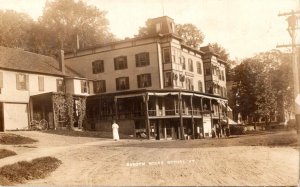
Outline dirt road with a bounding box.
[2,131,299,186]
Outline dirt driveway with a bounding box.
[2,131,299,186]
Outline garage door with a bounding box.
[4,103,28,130]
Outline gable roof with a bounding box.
[0,46,82,77]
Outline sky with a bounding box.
[0,0,299,60]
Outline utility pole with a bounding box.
[277,10,300,133]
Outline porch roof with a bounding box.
[88,89,227,101]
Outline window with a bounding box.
[93,80,106,93]
[114,56,127,70]
[221,71,225,81]
[163,48,171,63]
[92,60,104,74]
[186,78,193,91]
[56,79,64,92]
[38,76,44,91]
[0,72,3,89]
[196,62,202,74]
[81,80,89,93]
[188,58,193,72]
[137,74,152,88]
[205,67,211,75]
[16,74,28,90]
[136,52,150,67]
[116,77,129,90]
[156,22,162,32]
[198,81,203,92]
[182,57,186,70]
[164,71,172,87]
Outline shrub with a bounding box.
[0,156,61,185]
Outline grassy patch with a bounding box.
[117,130,298,149]
[0,149,17,159]
[43,130,134,139]
[0,133,37,145]
[0,156,62,185]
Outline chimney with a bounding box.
[59,50,65,75]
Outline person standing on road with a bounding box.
[112,120,119,141]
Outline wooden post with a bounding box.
[179,91,184,140]
[144,93,151,139]
[163,120,167,139]
[114,97,118,121]
[210,99,213,137]
[190,95,195,139]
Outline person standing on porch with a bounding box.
[112,121,119,141]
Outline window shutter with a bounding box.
[146,52,150,65]
[116,78,119,90]
[0,72,3,88]
[148,74,152,87]
[81,80,84,93]
[25,75,29,90]
[16,74,20,90]
[135,54,139,67]
[137,75,141,88]
[126,77,129,89]
[38,76,44,91]
[124,56,128,68]
[87,81,90,94]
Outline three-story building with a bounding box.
[65,16,229,140]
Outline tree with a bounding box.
[210,43,229,61]
[38,0,115,55]
[232,50,293,125]
[0,10,33,50]
[175,24,204,48]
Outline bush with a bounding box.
[0,133,37,145]
[0,156,61,185]
[229,125,245,135]
[0,149,16,159]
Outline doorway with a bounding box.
[0,103,3,131]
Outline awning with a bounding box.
[223,117,238,125]
[115,93,145,99]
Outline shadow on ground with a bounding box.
[41,130,135,139]
[111,130,298,149]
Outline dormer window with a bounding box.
[156,22,162,33]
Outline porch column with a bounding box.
[144,93,151,139]
[218,101,222,137]
[190,95,195,139]
[179,91,184,140]
[114,97,118,120]
[210,99,213,137]
[163,120,167,140]
[29,98,34,122]
[200,97,204,139]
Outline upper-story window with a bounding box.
[188,58,193,72]
[16,74,29,91]
[81,80,89,93]
[198,81,203,92]
[92,60,104,74]
[38,76,44,91]
[93,80,106,93]
[136,52,150,67]
[56,79,64,92]
[116,77,129,90]
[137,73,152,88]
[221,71,225,81]
[205,67,211,75]
[163,48,171,63]
[0,72,3,90]
[114,56,128,70]
[156,22,162,33]
[186,77,193,91]
[196,62,202,74]
[164,71,172,87]
[182,56,186,70]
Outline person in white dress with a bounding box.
[112,121,119,141]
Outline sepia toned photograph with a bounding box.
[0,0,299,186]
